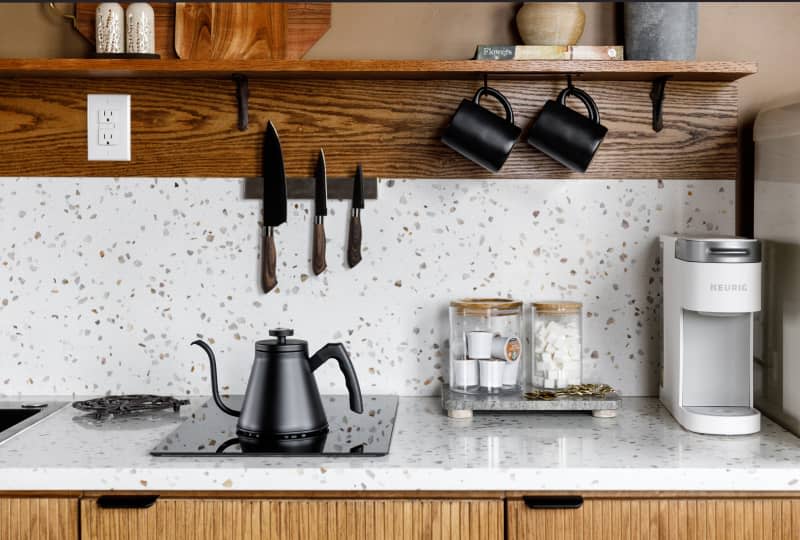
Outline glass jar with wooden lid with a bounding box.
[532,301,582,389]
[449,298,523,395]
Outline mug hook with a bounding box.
[483,73,489,90]
[567,74,574,90]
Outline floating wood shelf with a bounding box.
[0,58,756,179]
[0,59,757,82]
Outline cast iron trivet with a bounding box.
[73,395,190,419]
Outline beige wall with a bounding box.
[2,2,800,124]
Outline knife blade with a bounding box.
[347,164,364,268]
[312,149,328,275]
[262,121,287,293]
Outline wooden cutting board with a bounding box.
[174,3,330,60]
[74,3,330,60]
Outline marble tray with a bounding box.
[441,384,621,418]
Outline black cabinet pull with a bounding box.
[97,495,159,509]
[523,495,584,509]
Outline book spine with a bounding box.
[474,45,516,61]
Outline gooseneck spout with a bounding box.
[191,340,240,417]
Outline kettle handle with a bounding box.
[309,343,364,414]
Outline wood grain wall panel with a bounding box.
[0,77,738,180]
[507,498,800,540]
[0,497,78,540]
[80,498,504,540]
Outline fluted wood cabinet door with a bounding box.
[81,498,504,540]
[0,497,78,540]
[508,497,800,540]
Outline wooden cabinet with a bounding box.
[80,497,504,540]
[508,496,800,540]
[0,497,78,540]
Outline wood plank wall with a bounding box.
[0,78,738,179]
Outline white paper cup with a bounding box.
[467,331,493,359]
[452,359,479,388]
[502,360,520,386]
[479,359,504,391]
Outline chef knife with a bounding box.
[262,121,287,293]
[347,164,364,268]
[312,149,328,275]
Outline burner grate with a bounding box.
[73,395,190,419]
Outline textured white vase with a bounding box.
[95,3,124,54]
[126,3,156,54]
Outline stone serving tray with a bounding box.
[441,384,621,419]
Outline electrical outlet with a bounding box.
[98,128,117,146]
[87,94,130,161]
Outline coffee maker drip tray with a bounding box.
[151,395,398,457]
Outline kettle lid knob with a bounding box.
[269,328,294,344]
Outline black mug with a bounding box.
[442,86,522,173]
[527,86,608,172]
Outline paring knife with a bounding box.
[262,121,287,293]
[312,149,328,275]
[347,164,364,268]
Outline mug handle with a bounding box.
[557,86,601,124]
[473,86,515,125]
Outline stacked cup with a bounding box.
[467,331,504,393]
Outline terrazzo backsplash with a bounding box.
[0,178,734,398]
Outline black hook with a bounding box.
[650,76,669,132]
[483,73,488,90]
[567,74,574,89]
[232,74,249,131]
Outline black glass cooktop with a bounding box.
[151,395,398,457]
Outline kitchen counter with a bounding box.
[1,396,799,492]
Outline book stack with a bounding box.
[474,45,624,61]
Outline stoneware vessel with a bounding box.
[516,2,586,46]
[95,2,124,54]
[624,2,698,60]
[126,2,156,54]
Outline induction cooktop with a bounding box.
[151,395,398,457]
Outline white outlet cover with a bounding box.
[87,94,131,161]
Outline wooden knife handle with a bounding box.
[262,230,277,293]
[347,214,362,268]
[312,222,327,275]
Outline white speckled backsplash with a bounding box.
[0,178,734,397]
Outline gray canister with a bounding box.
[624,2,698,60]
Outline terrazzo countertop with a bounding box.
[1,396,800,492]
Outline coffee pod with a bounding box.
[452,359,479,388]
[492,336,521,362]
[479,359,504,392]
[467,330,493,359]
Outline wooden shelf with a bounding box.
[0,58,757,82]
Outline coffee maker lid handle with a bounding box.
[269,327,294,344]
[309,343,364,414]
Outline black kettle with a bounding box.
[191,328,363,442]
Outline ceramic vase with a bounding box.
[624,2,698,60]
[516,2,586,46]
[95,2,124,54]
[126,2,156,54]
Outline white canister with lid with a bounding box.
[532,301,582,389]
[95,3,124,54]
[126,2,156,54]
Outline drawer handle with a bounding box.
[97,495,159,509]
[523,496,584,509]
